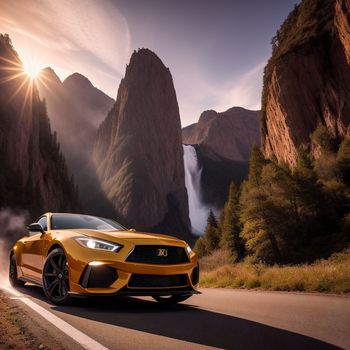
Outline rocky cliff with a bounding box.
[37,68,114,169]
[262,0,350,166]
[37,67,115,216]
[183,107,260,161]
[94,49,191,239]
[0,34,78,216]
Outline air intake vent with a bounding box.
[126,245,190,265]
[191,264,199,285]
[128,274,188,288]
[80,265,118,288]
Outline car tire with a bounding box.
[43,248,71,305]
[9,255,25,288]
[152,294,191,305]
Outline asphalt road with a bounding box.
[6,285,350,350]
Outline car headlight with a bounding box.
[186,245,193,254]
[74,237,122,252]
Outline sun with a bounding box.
[22,60,42,79]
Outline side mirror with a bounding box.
[27,223,44,235]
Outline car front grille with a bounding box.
[128,274,188,288]
[125,245,190,265]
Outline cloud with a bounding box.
[215,61,266,112]
[178,60,266,126]
[0,0,131,97]
[0,0,265,126]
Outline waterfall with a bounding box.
[183,145,210,235]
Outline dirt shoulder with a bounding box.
[0,290,65,350]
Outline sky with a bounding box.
[0,0,298,126]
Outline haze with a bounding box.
[0,0,298,126]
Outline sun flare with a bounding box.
[22,60,41,79]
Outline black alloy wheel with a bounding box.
[9,255,25,287]
[152,294,191,305]
[43,248,70,305]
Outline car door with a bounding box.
[20,216,47,282]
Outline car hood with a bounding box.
[64,229,186,246]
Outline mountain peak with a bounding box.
[40,67,61,84]
[63,72,93,87]
[132,48,163,62]
[198,110,218,124]
[223,106,258,114]
[125,48,170,77]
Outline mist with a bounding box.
[0,208,28,283]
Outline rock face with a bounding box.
[37,68,114,171]
[0,34,78,216]
[262,0,350,167]
[37,67,115,216]
[183,107,261,161]
[94,49,191,239]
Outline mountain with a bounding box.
[37,68,114,169]
[93,49,192,240]
[36,67,115,215]
[63,73,114,130]
[262,0,350,166]
[182,107,260,209]
[183,107,261,161]
[0,34,78,217]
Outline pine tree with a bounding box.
[194,237,207,258]
[240,172,284,264]
[337,138,350,186]
[311,123,336,154]
[248,145,266,187]
[203,209,220,252]
[220,182,244,261]
[295,147,316,180]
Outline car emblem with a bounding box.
[157,248,168,257]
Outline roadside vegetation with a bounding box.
[199,248,350,293]
[195,124,350,293]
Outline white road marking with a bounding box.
[1,286,110,350]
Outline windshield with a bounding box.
[51,214,126,231]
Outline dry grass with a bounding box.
[200,249,350,294]
[199,249,233,271]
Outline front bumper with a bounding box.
[69,287,201,298]
[65,242,199,296]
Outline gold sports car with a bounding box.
[9,213,199,305]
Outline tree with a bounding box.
[295,147,316,181]
[220,182,244,261]
[203,209,220,252]
[241,155,324,263]
[337,138,350,186]
[248,145,266,187]
[311,123,336,154]
[194,237,207,258]
[240,185,283,264]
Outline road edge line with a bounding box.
[0,286,110,350]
